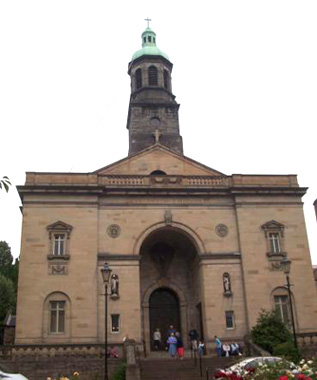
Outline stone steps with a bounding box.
[140,356,236,380]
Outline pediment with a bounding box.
[94,144,225,177]
[261,220,285,236]
[47,221,73,234]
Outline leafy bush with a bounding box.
[111,363,126,380]
[251,309,293,354]
[273,341,301,364]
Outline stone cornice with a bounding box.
[17,174,307,203]
[199,252,241,260]
[98,253,141,261]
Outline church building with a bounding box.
[16,25,317,353]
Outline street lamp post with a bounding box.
[280,258,298,350]
[101,262,112,380]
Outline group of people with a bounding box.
[153,325,185,359]
[215,335,242,357]
[153,327,242,359]
[153,326,205,359]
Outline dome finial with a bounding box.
[144,17,152,28]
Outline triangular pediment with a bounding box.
[47,221,73,232]
[261,220,285,237]
[94,144,225,177]
[261,220,285,230]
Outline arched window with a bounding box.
[148,66,158,86]
[164,70,169,90]
[43,291,71,338]
[271,287,295,327]
[136,68,142,89]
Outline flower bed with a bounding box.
[246,359,317,380]
[46,371,80,380]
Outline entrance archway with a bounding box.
[149,288,180,350]
[139,226,201,353]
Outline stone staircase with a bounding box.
[139,355,236,380]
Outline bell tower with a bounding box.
[127,24,183,156]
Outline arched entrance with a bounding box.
[149,288,180,350]
[139,226,202,353]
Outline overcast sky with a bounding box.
[0,1,316,264]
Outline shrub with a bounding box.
[111,363,126,380]
[251,309,293,354]
[273,341,301,363]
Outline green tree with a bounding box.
[0,241,13,269]
[0,274,16,343]
[251,309,293,354]
[0,176,11,192]
[0,241,19,292]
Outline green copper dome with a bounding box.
[131,27,169,61]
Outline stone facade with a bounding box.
[15,27,317,354]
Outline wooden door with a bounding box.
[149,288,180,351]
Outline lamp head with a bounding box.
[101,262,112,284]
[280,258,291,275]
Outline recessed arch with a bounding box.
[139,224,202,353]
[133,222,205,256]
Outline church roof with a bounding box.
[94,143,226,177]
[131,27,170,62]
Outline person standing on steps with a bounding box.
[175,332,184,360]
[153,327,161,350]
[214,335,222,357]
[188,327,199,351]
[166,332,177,358]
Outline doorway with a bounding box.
[149,288,180,351]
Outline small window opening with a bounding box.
[148,66,158,86]
[164,70,169,89]
[225,311,235,329]
[150,170,166,176]
[143,37,146,43]
[111,314,120,333]
[136,68,142,89]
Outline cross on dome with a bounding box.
[144,17,152,28]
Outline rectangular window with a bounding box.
[50,301,65,333]
[225,311,235,329]
[53,234,66,256]
[111,314,120,333]
[269,233,280,253]
[274,295,290,324]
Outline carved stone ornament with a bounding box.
[270,260,286,271]
[216,224,228,238]
[164,210,172,226]
[107,224,121,238]
[49,263,68,275]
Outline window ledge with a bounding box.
[47,254,70,261]
[266,251,287,258]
